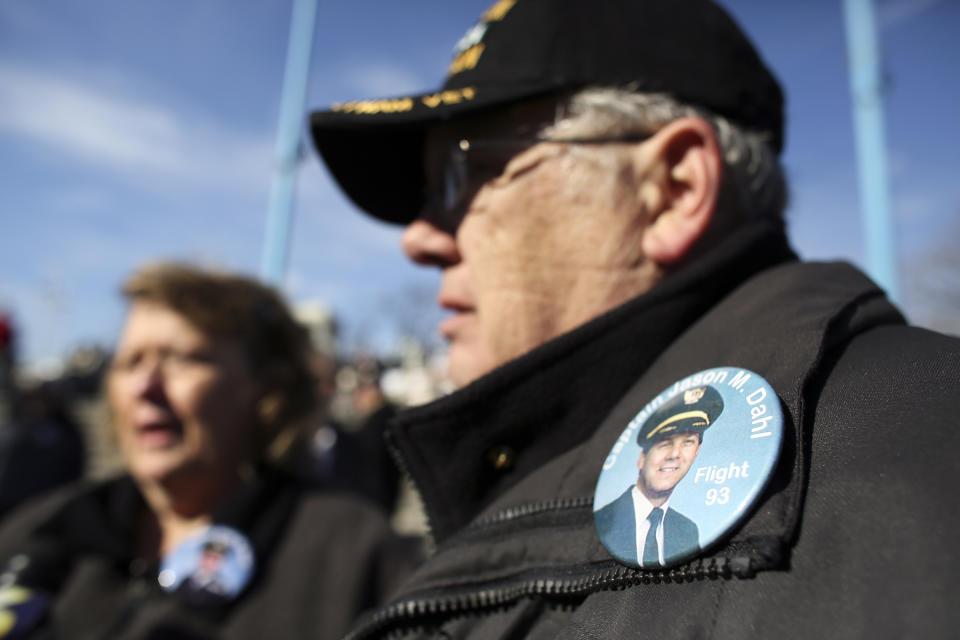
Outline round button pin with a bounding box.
[593,367,783,569]
[159,525,255,606]
[0,585,51,637]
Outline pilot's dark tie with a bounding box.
[643,507,664,567]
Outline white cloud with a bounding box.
[0,62,275,196]
[0,60,433,364]
[0,64,177,167]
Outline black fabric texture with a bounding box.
[23,468,300,618]
[351,226,960,638]
[390,219,795,543]
[0,469,419,640]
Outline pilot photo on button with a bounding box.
[595,386,723,567]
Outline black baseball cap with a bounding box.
[310,0,784,225]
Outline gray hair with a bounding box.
[542,88,788,223]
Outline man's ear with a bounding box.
[637,117,722,265]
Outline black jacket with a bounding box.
[0,468,419,640]
[350,221,960,639]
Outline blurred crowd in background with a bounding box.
[0,301,448,534]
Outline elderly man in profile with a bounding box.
[310,0,960,637]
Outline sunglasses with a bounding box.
[427,134,654,220]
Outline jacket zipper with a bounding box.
[345,556,732,639]
[346,497,734,639]
[467,495,595,529]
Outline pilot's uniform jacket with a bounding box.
[351,220,960,639]
[593,488,699,567]
[0,467,418,640]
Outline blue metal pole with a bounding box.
[261,0,319,287]
[842,0,900,302]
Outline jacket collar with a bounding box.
[376,250,904,611]
[389,220,797,543]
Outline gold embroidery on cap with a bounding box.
[646,411,710,440]
[483,0,517,22]
[448,1,516,77]
[449,43,485,75]
[421,87,477,109]
[331,97,414,115]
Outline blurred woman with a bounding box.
[0,263,417,639]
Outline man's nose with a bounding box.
[401,218,460,268]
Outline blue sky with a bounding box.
[1,0,958,368]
